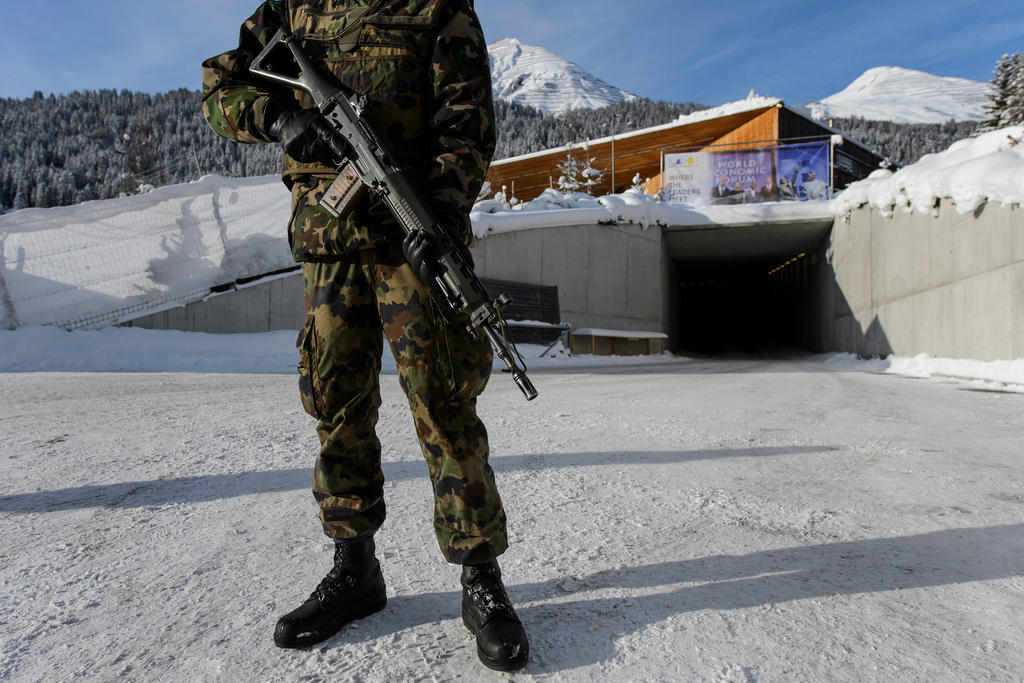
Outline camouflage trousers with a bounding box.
[297,244,507,565]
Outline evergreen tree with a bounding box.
[982,52,1024,130]
[579,143,605,194]
[555,151,584,192]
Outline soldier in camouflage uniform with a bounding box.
[202,0,528,671]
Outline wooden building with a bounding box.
[484,99,888,201]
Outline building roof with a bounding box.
[485,96,888,201]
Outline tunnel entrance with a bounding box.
[663,219,832,355]
[674,253,815,353]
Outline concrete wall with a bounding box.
[823,200,1024,360]
[124,203,1023,362]
[471,222,666,333]
[126,222,667,336]
[126,273,305,333]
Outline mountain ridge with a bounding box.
[488,38,636,115]
[488,39,990,125]
[805,66,988,124]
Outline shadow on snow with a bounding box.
[325,523,1024,674]
[0,445,838,513]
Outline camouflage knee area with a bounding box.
[299,260,387,540]
[371,256,505,563]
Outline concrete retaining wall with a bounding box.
[126,272,305,333]
[125,203,1023,362]
[471,222,666,333]
[823,201,1024,360]
[127,221,667,336]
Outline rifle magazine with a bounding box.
[320,161,367,218]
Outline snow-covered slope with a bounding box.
[488,38,635,114]
[0,174,291,330]
[808,66,990,124]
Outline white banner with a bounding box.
[663,152,712,205]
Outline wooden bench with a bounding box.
[571,328,668,356]
[480,277,571,353]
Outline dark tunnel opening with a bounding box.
[671,250,821,355]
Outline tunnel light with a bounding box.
[767,252,807,276]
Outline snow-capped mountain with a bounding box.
[807,66,990,124]
[488,38,635,115]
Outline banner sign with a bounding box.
[663,141,831,206]
[776,142,831,201]
[662,152,710,205]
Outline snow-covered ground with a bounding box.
[1,328,1023,681]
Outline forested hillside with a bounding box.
[0,88,982,212]
[829,117,979,166]
[0,89,278,211]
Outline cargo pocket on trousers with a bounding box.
[297,319,326,420]
[433,301,492,400]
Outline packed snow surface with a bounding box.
[488,38,635,114]
[808,66,990,124]
[1,327,1022,681]
[833,126,1024,217]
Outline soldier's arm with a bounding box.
[201,1,289,144]
[425,1,496,227]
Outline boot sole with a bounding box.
[274,595,387,649]
[462,610,529,672]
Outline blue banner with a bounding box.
[776,142,831,201]
[664,141,831,205]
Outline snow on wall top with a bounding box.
[832,126,1024,218]
[470,187,834,237]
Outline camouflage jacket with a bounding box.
[201,0,495,260]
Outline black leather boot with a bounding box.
[273,536,387,649]
[461,561,529,671]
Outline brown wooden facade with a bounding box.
[484,103,884,202]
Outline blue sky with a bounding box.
[0,1,1019,106]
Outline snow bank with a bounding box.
[820,352,1024,393]
[833,126,1024,217]
[471,187,834,236]
[0,174,291,329]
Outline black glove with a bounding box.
[402,230,443,284]
[263,97,352,165]
[430,203,474,268]
[401,206,474,284]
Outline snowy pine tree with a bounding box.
[982,52,1024,130]
[555,151,585,192]
[580,144,605,194]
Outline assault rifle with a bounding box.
[251,28,537,401]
